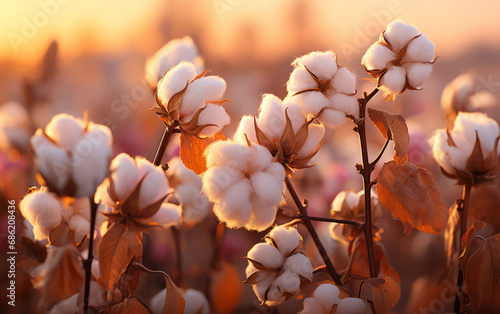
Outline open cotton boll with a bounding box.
[247,243,283,269]
[301,297,327,314]
[282,254,313,280]
[180,76,227,118]
[44,114,84,149]
[251,172,284,205]
[405,63,432,89]
[287,67,315,95]
[20,189,63,240]
[384,20,420,53]
[267,225,301,255]
[30,136,68,188]
[202,166,244,201]
[275,270,301,294]
[257,94,286,141]
[205,141,250,171]
[247,144,273,173]
[454,112,500,154]
[166,157,202,188]
[196,104,230,137]
[298,124,324,158]
[233,115,257,144]
[214,179,253,228]
[362,44,396,70]
[142,203,181,227]
[313,283,341,308]
[264,161,286,184]
[318,108,348,127]
[247,199,277,231]
[293,51,338,81]
[183,289,210,314]
[402,35,434,63]
[68,214,89,242]
[336,297,372,314]
[328,93,359,117]
[331,67,357,95]
[156,62,197,106]
[283,101,307,133]
[108,153,139,201]
[295,91,332,117]
[380,66,406,95]
[136,158,169,207]
[430,131,456,174]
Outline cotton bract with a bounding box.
[300,283,372,314]
[95,153,181,229]
[31,113,113,198]
[145,36,204,90]
[202,141,285,231]
[244,225,313,305]
[362,20,435,99]
[430,112,500,185]
[154,61,230,137]
[286,51,358,127]
[165,157,212,226]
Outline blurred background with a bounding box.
[1,0,500,312]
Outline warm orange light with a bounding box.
[8,149,21,163]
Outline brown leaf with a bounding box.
[180,130,226,175]
[49,221,74,247]
[103,296,150,314]
[98,224,137,291]
[462,233,500,311]
[440,204,460,283]
[459,221,486,272]
[364,276,401,313]
[376,161,448,234]
[17,236,47,273]
[368,108,409,165]
[32,245,84,311]
[210,261,243,314]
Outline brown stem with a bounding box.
[171,227,184,287]
[355,87,379,278]
[299,215,362,227]
[285,176,342,285]
[83,197,98,314]
[153,125,175,166]
[455,184,472,313]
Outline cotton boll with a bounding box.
[429,130,455,174]
[265,283,285,305]
[384,20,420,53]
[108,153,139,201]
[329,93,359,117]
[283,254,313,280]
[180,76,227,117]
[402,34,434,63]
[247,243,283,269]
[183,289,210,314]
[196,104,230,137]
[283,101,307,133]
[233,115,257,144]
[264,163,285,186]
[157,62,197,107]
[166,157,202,188]
[275,270,301,294]
[313,283,341,310]
[68,214,89,242]
[331,67,357,95]
[205,141,250,171]
[143,203,181,227]
[257,94,286,141]
[456,112,500,154]
[44,114,84,149]
[251,172,283,205]
[136,158,169,207]
[380,66,407,95]
[248,144,273,173]
[267,226,301,256]
[301,297,326,314]
[214,179,253,228]
[318,108,347,127]
[20,189,63,240]
[336,297,372,314]
[31,135,69,191]
[253,272,277,303]
[247,198,277,231]
[362,44,396,70]
[202,166,245,201]
[298,124,325,157]
[405,63,432,88]
[293,51,338,81]
[294,91,332,117]
[287,67,316,95]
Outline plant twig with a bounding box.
[355,87,379,278]
[455,184,472,313]
[153,124,176,167]
[83,197,98,314]
[369,137,391,168]
[284,176,342,285]
[299,215,362,227]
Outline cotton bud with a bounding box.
[286,51,358,127]
[329,190,382,245]
[95,153,181,229]
[20,188,63,241]
[430,112,500,186]
[244,225,313,305]
[145,36,204,90]
[0,101,30,151]
[63,197,93,243]
[165,157,211,226]
[441,73,496,120]
[31,113,113,198]
[362,20,435,100]
[150,288,209,314]
[153,61,230,137]
[234,94,325,172]
[300,283,372,314]
[202,141,285,231]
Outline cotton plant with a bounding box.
[300,283,372,314]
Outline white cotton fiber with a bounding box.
[247,199,277,231]
[293,51,338,81]
[362,44,396,70]
[313,283,341,310]
[380,66,407,95]
[287,67,315,95]
[257,94,286,141]
[44,114,84,149]
[264,283,285,305]
[149,288,167,314]
[329,93,359,116]
[300,297,326,314]
[405,63,432,88]
[247,242,283,269]
[248,144,273,173]
[31,135,69,191]
[336,297,371,314]
[197,103,230,137]
[109,153,139,201]
[384,20,420,53]
[318,108,347,127]
[252,273,277,303]
[251,171,283,205]
[183,289,210,314]
[267,225,300,255]
[20,190,63,237]
[215,179,253,228]
[143,203,181,227]
[156,62,197,108]
[68,214,89,242]
[274,270,301,294]
[429,130,455,174]
[402,34,434,63]
[264,162,286,186]
[202,166,244,201]
[331,67,357,95]
[282,101,307,134]
[295,91,332,117]
[180,76,227,117]
[298,123,324,157]
[205,141,250,171]
[233,115,257,144]
[166,157,201,188]
[282,254,313,280]
[136,158,169,207]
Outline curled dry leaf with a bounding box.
[210,261,243,314]
[181,130,226,174]
[17,236,47,273]
[364,276,401,313]
[376,161,448,234]
[368,108,409,165]
[440,204,460,283]
[458,221,486,272]
[103,296,150,314]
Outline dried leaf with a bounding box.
[103,296,150,314]
[368,108,409,165]
[364,276,401,313]
[459,221,486,272]
[180,130,226,175]
[49,221,75,247]
[17,236,47,273]
[98,224,137,291]
[210,261,243,314]
[462,233,500,311]
[376,161,448,234]
[166,82,188,113]
[440,204,460,283]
